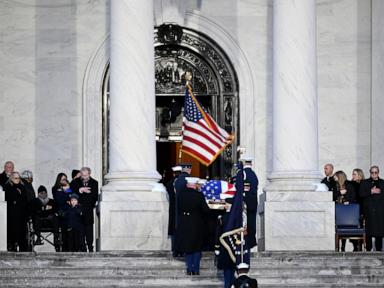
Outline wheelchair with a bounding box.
[27,214,63,252]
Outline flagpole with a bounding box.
[179,72,193,164]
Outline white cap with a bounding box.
[172,166,182,172]
[185,177,200,184]
[240,156,253,162]
[237,263,249,269]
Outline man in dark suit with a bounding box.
[70,167,98,252]
[359,165,384,251]
[175,177,210,275]
[321,163,336,192]
[241,157,259,249]
[0,161,14,188]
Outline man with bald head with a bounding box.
[0,161,14,188]
[321,163,336,192]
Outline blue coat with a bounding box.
[244,166,258,248]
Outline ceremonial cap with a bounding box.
[240,156,253,162]
[172,166,182,172]
[185,177,199,184]
[237,262,249,269]
[180,163,192,169]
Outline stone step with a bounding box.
[0,265,383,277]
[1,274,384,286]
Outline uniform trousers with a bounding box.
[185,251,201,273]
[223,268,235,288]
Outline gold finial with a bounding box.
[185,71,192,86]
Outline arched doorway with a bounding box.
[154,25,239,182]
[101,24,239,183]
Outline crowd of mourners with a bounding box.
[321,163,384,252]
[0,161,98,252]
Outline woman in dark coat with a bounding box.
[359,166,384,251]
[175,177,210,275]
[5,172,29,251]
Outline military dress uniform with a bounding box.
[242,158,259,249]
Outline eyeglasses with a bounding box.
[370,171,379,174]
[13,177,20,179]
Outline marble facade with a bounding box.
[0,0,382,251]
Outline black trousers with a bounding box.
[366,236,383,251]
[83,224,94,252]
[67,229,83,252]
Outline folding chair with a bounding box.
[335,203,365,252]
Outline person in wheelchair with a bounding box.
[29,185,60,251]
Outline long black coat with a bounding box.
[5,183,29,248]
[70,177,98,225]
[175,187,210,253]
[0,172,9,188]
[359,178,384,237]
[165,177,177,236]
[244,167,258,248]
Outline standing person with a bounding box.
[0,161,14,188]
[333,170,356,252]
[215,198,236,288]
[70,167,98,252]
[231,263,258,288]
[4,172,28,251]
[175,177,210,275]
[351,168,365,251]
[20,170,36,203]
[321,163,336,192]
[359,166,384,252]
[165,165,181,257]
[71,169,81,183]
[66,194,84,252]
[174,163,192,195]
[241,157,258,249]
[52,173,70,251]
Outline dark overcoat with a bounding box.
[165,176,177,236]
[70,177,98,225]
[244,167,258,248]
[321,176,337,192]
[333,180,356,203]
[359,178,384,237]
[175,187,210,253]
[5,183,29,247]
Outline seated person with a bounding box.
[232,263,258,288]
[29,185,60,250]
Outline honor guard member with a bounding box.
[175,177,210,275]
[166,165,182,256]
[240,156,259,249]
[174,163,192,195]
[232,263,258,288]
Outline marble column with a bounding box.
[0,186,6,251]
[99,0,169,250]
[259,0,335,251]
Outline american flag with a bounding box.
[181,85,234,165]
[200,180,236,201]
